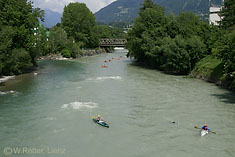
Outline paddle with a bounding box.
[194,126,216,134]
[90,116,95,119]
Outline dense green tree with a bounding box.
[47,25,82,58]
[159,35,206,74]
[0,26,15,75]
[165,14,180,39]
[94,25,113,39]
[127,0,209,74]
[176,12,209,38]
[209,0,235,90]
[69,42,82,58]
[48,26,68,53]
[33,25,49,56]
[94,25,127,39]
[160,36,189,73]
[214,30,235,89]
[127,0,167,62]
[3,48,33,75]
[61,2,96,48]
[0,0,43,76]
[220,0,235,30]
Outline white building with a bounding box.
[209,7,222,25]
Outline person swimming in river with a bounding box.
[169,120,178,125]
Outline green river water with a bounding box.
[0,49,235,157]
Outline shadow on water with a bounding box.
[211,91,235,104]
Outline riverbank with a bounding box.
[79,48,107,57]
[190,55,233,91]
[1,48,108,84]
[0,76,15,84]
[38,48,107,60]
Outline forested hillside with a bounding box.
[95,0,223,24]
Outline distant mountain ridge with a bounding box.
[95,0,223,24]
[40,9,62,28]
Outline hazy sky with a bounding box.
[31,0,116,13]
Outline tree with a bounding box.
[3,48,32,75]
[0,25,15,75]
[61,2,96,48]
[127,0,208,74]
[159,35,206,74]
[127,0,167,63]
[215,30,235,89]
[93,25,127,39]
[33,24,49,56]
[48,26,68,53]
[220,0,235,30]
[0,0,43,75]
[47,25,83,58]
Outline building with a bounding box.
[209,0,224,26]
[209,6,222,25]
[33,24,50,41]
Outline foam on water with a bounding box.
[87,76,122,81]
[0,91,7,95]
[0,76,15,83]
[44,117,56,121]
[62,101,98,110]
[0,90,18,96]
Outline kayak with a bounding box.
[201,130,208,136]
[92,118,109,128]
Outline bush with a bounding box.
[61,49,71,58]
[71,43,82,58]
[3,48,33,75]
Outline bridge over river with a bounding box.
[99,38,127,47]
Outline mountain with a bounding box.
[95,0,223,24]
[41,9,62,28]
[95,0,143,24]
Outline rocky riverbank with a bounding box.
[78,48,107,57]
[0,76,15,84]
[38,48,107,60]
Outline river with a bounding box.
[0,49,235,157]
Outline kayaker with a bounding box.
[96,114,102,122]
[201,124,210,131]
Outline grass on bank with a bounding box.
[190,55,224,83]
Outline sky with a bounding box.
[30,0,116,13]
